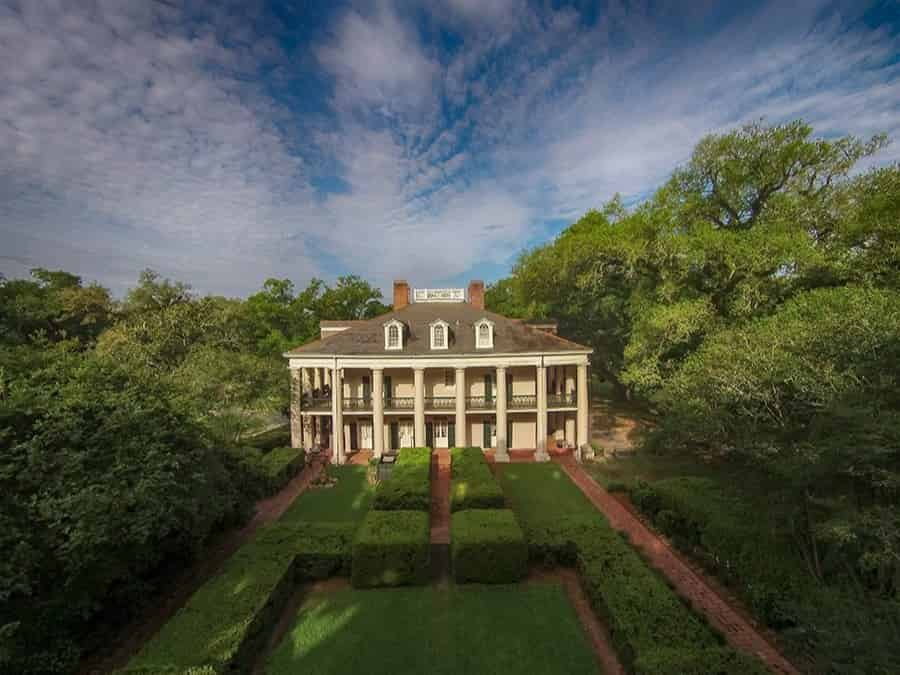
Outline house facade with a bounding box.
[284,280,593,464]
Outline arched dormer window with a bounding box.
[430,319,449,350]
[384,319,404,351]
[474,318,495,349]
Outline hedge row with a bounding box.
[372,447,431,511]
[225,445,305,497]
[122,520,355,673]
[351,510,430,588]
[503,472,768,674]
[450,446,505,511]
[451,509,527,583]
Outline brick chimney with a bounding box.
[468,280,485,310]
[393,280,410,310]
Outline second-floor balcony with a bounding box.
[343,396,372,411]
[466,395,495,410]
[508,394,537,409]
[304,396,332,411]
[425,396,455,410]
[548,392,577,407]
[384,396,414,411]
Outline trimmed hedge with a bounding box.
[450,446,505,511]
[225,445,305,496]
[122,520,354,674]
[351,510,430,588]
[373,447,431,511]
[451,509,527,583]
[498,464,768,675]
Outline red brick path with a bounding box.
[555,456,798,675]
[430,448,451,545]
[80,456,326,675]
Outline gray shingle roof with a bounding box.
[285,303,590,356]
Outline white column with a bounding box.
[495,366,509,462]
[313,367,322,392]
[372,368,384,459]
[565,416,576,448]
[455,367,466,447]
[535,364,549,461]
[332,367,344,464]
[290,368,303,448]
[565,367,576,404]
[414,367,426,447]
[577,363,592,460]
[303,415,313,449]
[325,368,332,389]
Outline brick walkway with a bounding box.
[430,448,452,582]
[555,456,798,675]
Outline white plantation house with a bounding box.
[284,280,593,464]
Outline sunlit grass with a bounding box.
[265,584,601,674]
[280,465,374,524]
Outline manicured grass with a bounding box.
[265,584,601,675]
[497,463,596,524]
[280,465,374,524]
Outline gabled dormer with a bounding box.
[383,318,405,351]
[474,317,495,349]
[429,318,450,350]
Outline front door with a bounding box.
[399,420,414,448]
[359,420,373,450]
[434,419,449,448]
[483,420,496,449]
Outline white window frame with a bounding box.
[474,318,495,349]
[384,319,404,351]
[430,319,450,350]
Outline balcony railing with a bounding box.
[548,392,577,407]
[425,396,455,410]
[304,396,332,411]
[384,396,414,411]
[466,396,495,410]
[343,396,372,411]
[508,394,537,409]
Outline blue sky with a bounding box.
[1,0,898,297]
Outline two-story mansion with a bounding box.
[284,280,593,464]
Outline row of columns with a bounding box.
[293,363,590,464]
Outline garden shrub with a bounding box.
[450,446,505,511]
[351,511,430,587]
[396,446,432,467]
[254,520,356,581]
[633,646,770,675]
[225,445,305,497]
[373,464,430,510]
[451,509,527,583]
[522,514,606,567]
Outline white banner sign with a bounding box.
[413,288,465,303]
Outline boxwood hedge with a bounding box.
[450,446,505,511]
[451,509,527,583]
[122,519,355,674]
[225,445,305,497]
[351,510,430,588]
[372,447,431,511]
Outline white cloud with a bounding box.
[1,0,897,298]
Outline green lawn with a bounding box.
[265,584,600,674]
[496,463,596,525]
[280,465,374,524]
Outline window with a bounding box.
[475,318,494,349]
[384,319,404,350]
[430,319,449,350]
[435,420,448,438]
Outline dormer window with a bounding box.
[430,319,449,350]
[384,319,404,351]
[474,318,495,349]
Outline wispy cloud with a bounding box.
[0,0,897,295]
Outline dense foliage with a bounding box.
[0,268,385,673]
[451,509,527,583]
[488,120,900,639]
[351,510,430,588]
[450,445,506,511]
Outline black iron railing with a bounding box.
[508,394,537,409]
[304,396,332,411]
[548,392,577,407]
